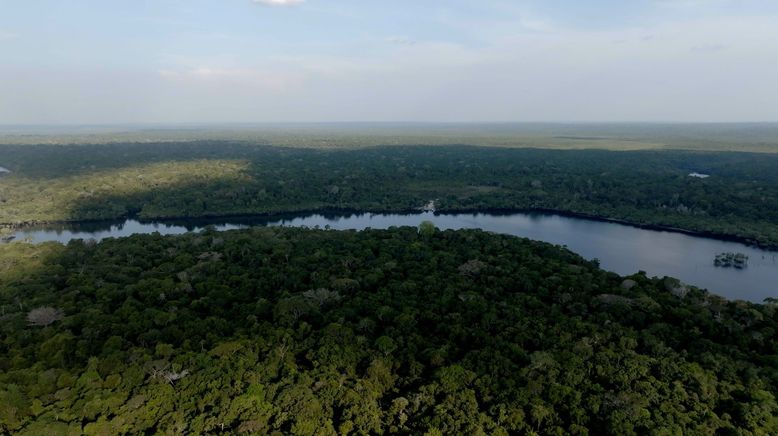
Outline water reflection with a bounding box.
[7,211,778,303]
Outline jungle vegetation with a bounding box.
[2,142,778,248]
[3,123,778,153]
[1,226,778,435]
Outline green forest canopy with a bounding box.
[2,143,778,248]
[1,226,777,434]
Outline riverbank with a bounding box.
[3,205,777,252]
[6,208,778,302]
[4,145,778,253]
[437,207,777,251]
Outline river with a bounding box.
[5,211,778,303]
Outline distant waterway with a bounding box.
[5,211,778,303]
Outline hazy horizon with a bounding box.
[3,121,778,130]
[3,1,778,124]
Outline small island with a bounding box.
[715,252,749,269]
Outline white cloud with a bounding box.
[158,66,303,94]
[252,0,304,6]
[0,31,19,41]
[2,2,778,123]
[386,37,417,46]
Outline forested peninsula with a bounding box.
[2,226,777,434]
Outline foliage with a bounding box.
[3,143,778,248]
[1,227,777,434]
[26,307,64,327]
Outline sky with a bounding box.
[1,0,778,124]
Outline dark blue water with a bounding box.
[6,211,778,303]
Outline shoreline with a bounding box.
[2,206,776,251]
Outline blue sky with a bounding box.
[1,0,778,123]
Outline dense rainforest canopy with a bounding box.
[2,142,778,248]
[1,226,777,435]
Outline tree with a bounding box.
[419,221,437,238]
[26,307,64,326]
[302,288,342,307]
[375,336,397,357]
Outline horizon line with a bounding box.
[2,120,778,129]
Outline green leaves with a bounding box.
[374,336,397,357]
[1,227,778,434]
[418,221,437,239]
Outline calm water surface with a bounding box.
[7,211,778,303]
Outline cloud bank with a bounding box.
[2,1,778,123]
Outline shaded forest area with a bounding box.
[1,226,777,434]
[2,142,778,248]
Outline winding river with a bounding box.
[5,211,778,303]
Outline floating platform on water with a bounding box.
[715,252,748,269]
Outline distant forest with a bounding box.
[2,142,778,248]
[3,123,778,152]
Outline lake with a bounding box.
[6,211,778,303]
